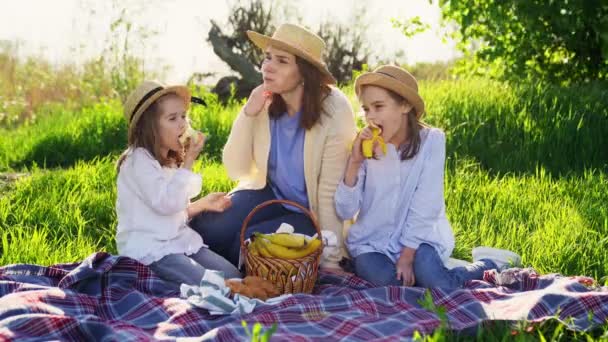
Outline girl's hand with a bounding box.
[372,139,385,159]
[243,85,272,117]
[198,192,232,213]
[350,126,374,164]
[183,132,206,169]
[396,247,416,286]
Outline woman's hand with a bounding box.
[396,247,416,286]
[183,132,206,169]
[243,85,272,117]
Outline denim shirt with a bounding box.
[267,111,309,210]
[334,128,455,263]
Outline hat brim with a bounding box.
[355,73,425,118]
[247,31,336,85]
[128,85,191,140]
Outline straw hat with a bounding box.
[247,23,336,84]
[123,81,191,141]
[355,65,425,118]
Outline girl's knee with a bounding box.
[413,244,437,267]
[354,255,398,286]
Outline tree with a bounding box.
[206,0,371,100]
[438,0,608,83]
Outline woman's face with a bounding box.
[261,46,303,94]
[359,85,413,145]
[157,96,188,157]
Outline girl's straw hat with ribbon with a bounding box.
[246,23,336,84]
[123,81,207,142]
[355,65,426,118]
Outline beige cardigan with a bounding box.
[223,87,356,265]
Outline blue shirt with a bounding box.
[267,111,309,211]
[334,128,455,263]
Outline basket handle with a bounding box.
[240,199,322,248]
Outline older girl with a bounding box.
[335,66,520,287]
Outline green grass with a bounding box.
[0,78,607,339]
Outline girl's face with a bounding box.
[157,96,188,157]
[360,85,413,145]
[261,46,303,94]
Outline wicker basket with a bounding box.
[240,199,323,294]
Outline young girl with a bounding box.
[335,66,521,288]
[115,80,242,288]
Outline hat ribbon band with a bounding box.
[130,86,164,123]
[376,71,399,80]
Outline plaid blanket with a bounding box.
[1,252,607,341]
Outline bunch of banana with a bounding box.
[361,124,387,158]
[248,232,322,260]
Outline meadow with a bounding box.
[1,77,607,278]
[1,52,607,340]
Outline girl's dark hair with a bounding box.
[268,56,331,129]
[116,93,184,172]
[366,86,424,161]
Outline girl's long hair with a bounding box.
[268,56,331,129]
[116,93,184,172]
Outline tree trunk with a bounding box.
[208,20,261,100]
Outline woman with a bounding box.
[190,23,356,269]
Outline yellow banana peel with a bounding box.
[361,126,387,158]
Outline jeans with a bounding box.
[149,247,242,288]
[189,185,317,266]
[354,243,497,288]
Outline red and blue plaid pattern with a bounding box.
[1,253,607,341]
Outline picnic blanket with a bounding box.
[1,252,607,341]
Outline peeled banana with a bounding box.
[361,126,387,158]
[179,124,200,145]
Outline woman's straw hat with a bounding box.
[123,81,191,141]
[247,23,336,84]
[355,65,425,118]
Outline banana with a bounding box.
[262,238,322,259]
[179,125,199,145]
[248,239,260,256]
[255,238,274,258]
[259,232,306,248]
[361,126,387,158]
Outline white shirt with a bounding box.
[115,148,205,265]
[334,128,455,263]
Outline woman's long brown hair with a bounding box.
[268,56,331,129]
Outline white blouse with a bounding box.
[115,148,205,265]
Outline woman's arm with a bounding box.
[222,108,257,180]
[223,85,269,180]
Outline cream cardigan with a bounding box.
[223,87,356,265]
